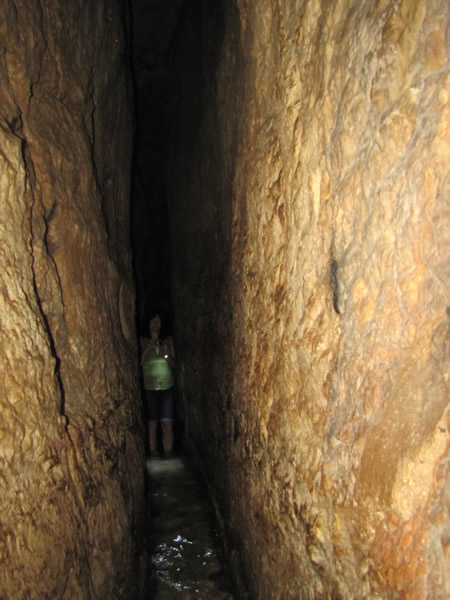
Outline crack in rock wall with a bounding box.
[168,1,449,598]
[0,2,146,598]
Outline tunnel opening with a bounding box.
[128,3,236,593]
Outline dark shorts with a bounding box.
[145,388,174,423]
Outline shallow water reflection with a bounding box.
[146,455,234,599]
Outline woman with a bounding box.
[140,310,176,457]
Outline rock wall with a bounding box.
[169,1,449,598]
[0,2,146,598]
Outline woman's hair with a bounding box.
[148,307,170,339]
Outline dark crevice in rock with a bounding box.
[22,137,67,420]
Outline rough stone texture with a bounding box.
[168,1,449,598]
[0,2,146,598]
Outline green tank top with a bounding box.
[142,339,174,390]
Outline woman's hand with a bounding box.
[164,337,176,369]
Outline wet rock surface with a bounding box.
[146,455,234,599]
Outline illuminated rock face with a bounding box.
[169,1,449,598]
[0,2,145,599]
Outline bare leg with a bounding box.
[161,421,173,456]
[149,422,158,456]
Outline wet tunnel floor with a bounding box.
[146,454,235,599]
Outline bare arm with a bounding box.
[140,337,152,365]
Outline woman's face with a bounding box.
[150,315,161,335]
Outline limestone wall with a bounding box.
[0,2,146,598]
[169,1,449,598]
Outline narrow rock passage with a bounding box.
[146,455,234,599]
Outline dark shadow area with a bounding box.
[129,0,186,333]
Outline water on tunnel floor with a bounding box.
[146,455,234,599]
